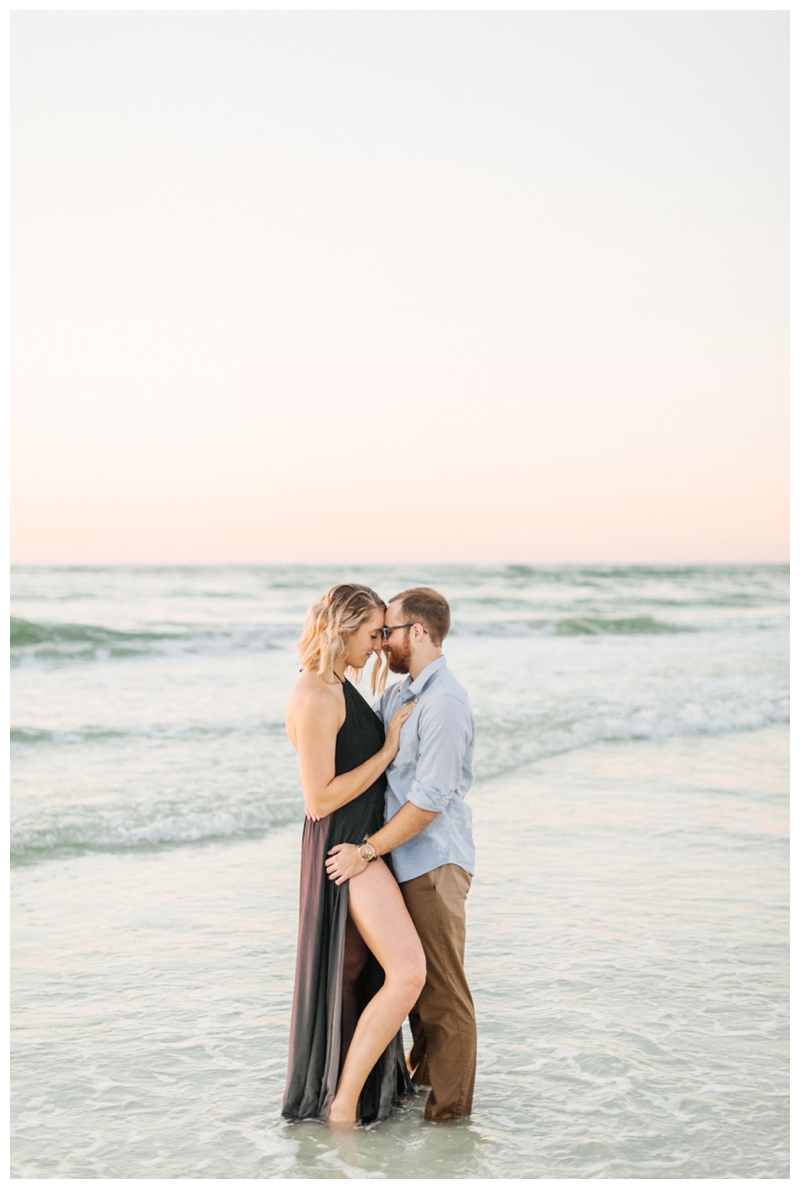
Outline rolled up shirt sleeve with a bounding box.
[407,695,473,814]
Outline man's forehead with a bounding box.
[385,599,404,622]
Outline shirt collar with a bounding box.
[408,654,447,697]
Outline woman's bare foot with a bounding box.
[326,1096,357,1127]
[326,1112,357,1128]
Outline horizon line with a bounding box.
[9,558,790,569]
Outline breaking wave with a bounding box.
[10,617,295,667]
[11,803,300,865]
[11,689,788,864]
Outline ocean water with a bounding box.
[10,564,789,1177]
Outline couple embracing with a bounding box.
[282,584,477,1127]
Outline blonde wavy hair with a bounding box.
[297,583,389,694]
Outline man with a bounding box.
[325,586,477,1120]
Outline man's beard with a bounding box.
[384,636,412,673]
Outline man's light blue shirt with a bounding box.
[374,655,476,884]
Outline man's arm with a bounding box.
[370,694,473,852]
[366,802,438,857]
[400,694,473,814]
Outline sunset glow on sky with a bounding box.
[11,10,787,564]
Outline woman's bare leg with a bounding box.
[328,860,426,1124]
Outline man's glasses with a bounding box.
[381,623,428,640]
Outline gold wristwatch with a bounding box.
[358,838,378,863]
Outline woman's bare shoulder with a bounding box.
[287,671,342,728]
[290,669,336,699]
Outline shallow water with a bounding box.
[11,730,788,1178]
[10,565,789,1177]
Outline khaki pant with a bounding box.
[400,863,476,1120]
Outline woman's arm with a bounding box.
[294,691,415,819]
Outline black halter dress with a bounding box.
[282,677,414,1126]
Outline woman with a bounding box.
[281,584,426,1127]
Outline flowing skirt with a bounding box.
[282,787,415,1125]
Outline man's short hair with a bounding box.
[389,587,451,647]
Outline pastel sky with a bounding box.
[11,10,788,564]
